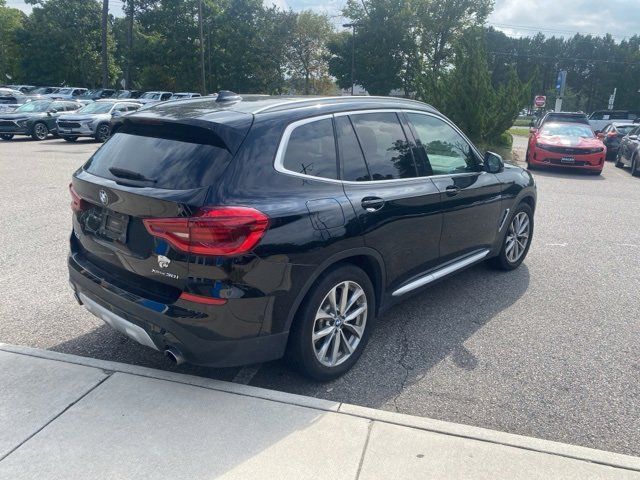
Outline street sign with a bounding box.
[534,95,546,108]
[556,70,567,97]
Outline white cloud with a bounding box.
[488,0,640,40]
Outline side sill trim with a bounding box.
[392,249,490,297]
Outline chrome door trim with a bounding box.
[392,249,490,297]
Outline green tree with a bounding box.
[329,0,414,95]
[19,0,119,87]
[413,0,493,98]
[0,1,25,82]
[287,10,332,94]
[441,28,529,144]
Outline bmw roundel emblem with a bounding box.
[99,189,109,206]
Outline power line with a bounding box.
[488,51,640,67]
[488,22,630,41]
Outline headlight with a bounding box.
[586,147,604,154]
[17,120,28,127]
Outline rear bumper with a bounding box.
[529,148,604,171]
[68,252,289,367]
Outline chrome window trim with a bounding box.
[273,108,486,185]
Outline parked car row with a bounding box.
[0,98,142,142]
[0,84,203,113]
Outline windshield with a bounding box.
[14,100,51,113]
[540,123,594,138]
[140,92,161,99]
[57,88,72,95]
[78,102,113,114]
[617,126,635,135]
[31,87,50,94]
[116,91,130,98]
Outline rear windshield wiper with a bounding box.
[108,167,156,183]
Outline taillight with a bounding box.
[69,183,87,212]
[607,132,617,137]
[143,206,269,256]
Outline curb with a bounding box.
[2,342,639,472]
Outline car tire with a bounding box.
[95,123,111,142]
[62,136,78,142]
[489,203,534,271]
[286,264,375,381]
[615,153,625,168]
[31,122,49,141]
[0,134,13,140]
[632,156,640,177]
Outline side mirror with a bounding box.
[596,132,605,140]
[484,151,504,174]
[529,127,537,134]
[629,135,638,141]
[111,110,122,117]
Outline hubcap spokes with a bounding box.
[505,212,530,263]
[312,281,367,367]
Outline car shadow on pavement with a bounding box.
[248,262,531,409]
[50,261,530,409]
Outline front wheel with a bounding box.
[0,134,13,140]
[287,265,375,381]
[95,123,110,142]
[31,122,49,140]
[489,204,534,271]
[615,152,624,168]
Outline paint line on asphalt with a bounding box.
[546,243,568,247]
[231,364,263,385]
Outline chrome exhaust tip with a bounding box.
[164,347,186,366]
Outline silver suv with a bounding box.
[56,100,141,142]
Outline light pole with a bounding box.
[343,23,359,95]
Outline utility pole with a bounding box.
[199,0,206,95]
[343,23,358,95]
[101,0,109,88]
[126,0,134,89]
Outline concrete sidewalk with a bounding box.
[1,343,639,480]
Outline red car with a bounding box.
[526,122,606,175]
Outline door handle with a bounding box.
[445,185,461,196]
[361,197,385,212]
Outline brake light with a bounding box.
[143,207,269,256]
[69,183,88,212]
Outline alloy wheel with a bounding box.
[34,123,48,140]
[312,281,368,367]
[97,124,110,142]
[505,211,531,263]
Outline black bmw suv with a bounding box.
[68,95,536,380]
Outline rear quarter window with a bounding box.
[84,132,233,190]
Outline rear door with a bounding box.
[338,111,443,288]
[71,119,249,293]
[405,112,503,262]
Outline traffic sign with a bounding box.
[534,95,546,108]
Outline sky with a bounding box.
[4,0,640,40]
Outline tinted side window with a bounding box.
[335,116,370,181]
[350,112,417,180]
[407,113,480,175]
[282,118,337,179]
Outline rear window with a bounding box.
[282,118,337,179]
[84,132,232,190]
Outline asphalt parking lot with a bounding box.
[1,136,639,456]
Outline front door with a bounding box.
[405,112,503,262]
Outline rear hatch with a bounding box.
[70,113,252,301]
